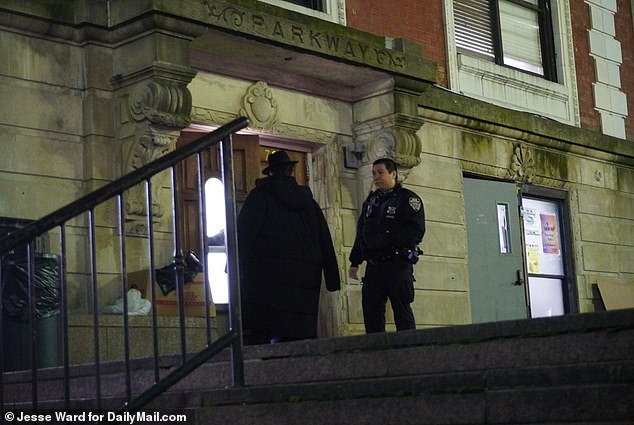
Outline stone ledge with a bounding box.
[419,85,634,162]
[237,308,634,360]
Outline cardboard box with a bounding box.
[127,270,216,317]
[597,281,634,310]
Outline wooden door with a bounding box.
[176,133,307,257]
[176,133,308,307]
[176,133,259,257]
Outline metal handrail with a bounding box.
[120,329,239,414]
[0,117,249,413]
[0,117,248,256]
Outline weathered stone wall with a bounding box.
[416,88,634,317]
[573,161,634,311]
[407,141,471,327]
[0,28,112,219]
[0,1,200,316]
[0,9,122,315]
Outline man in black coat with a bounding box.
[237,150,340,344]
[349,158,425,333]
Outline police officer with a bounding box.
[349,158,425,333]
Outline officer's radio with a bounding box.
[395,247,423,264]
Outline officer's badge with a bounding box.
[409,197,422,212]
[387,206,397,216]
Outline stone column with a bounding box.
[107,14,205,268]
[353,76,429,187]
[115,67,195,237]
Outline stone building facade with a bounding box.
[0,0,632,341]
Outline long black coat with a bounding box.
[237,175,340,340]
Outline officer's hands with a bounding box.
[348,266,359,280]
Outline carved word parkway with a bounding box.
[203,1,407,71]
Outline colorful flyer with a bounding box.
[540,213,560,255]
[527,245,540,273]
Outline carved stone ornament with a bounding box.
[367,130,395,163]
[130,80,192,128]
[126,128,175,173]
[367,123,422,170]
[509,144,536,184]
[122,127,179,235]
[240,81,278,129]
[392,126,422,169]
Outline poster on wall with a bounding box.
[540,213,560,255]
[523,208,540,236]
[522,198,564,276]
[527,245,540,273]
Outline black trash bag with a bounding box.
[1,253,61,322]
[154,251,203,296]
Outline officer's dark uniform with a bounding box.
[350,184,425,333]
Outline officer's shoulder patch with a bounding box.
[408,196,422,212]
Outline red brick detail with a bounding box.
[346,0,632,141]
[615,0,634,140]
[570,0,602,132]
[346,0,447,86]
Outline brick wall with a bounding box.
[345,0,447,86]
[571,0,633,138]
[345,0,632,140]
[615,0,634,140]
[571,0,602,132]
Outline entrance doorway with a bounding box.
[464,178,527,323]
[521,186,577,317]
[464,177,576,323]
[176,132,308,304]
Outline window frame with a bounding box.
[282,0,325,11]
[520,185,578,316]
[455,0,558,81]
[445,0,579,126]
[257,0,345,24]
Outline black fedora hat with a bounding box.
[262,150,298,175]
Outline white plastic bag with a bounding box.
[103,288,151,315]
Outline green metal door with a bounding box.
[464,178,527,323]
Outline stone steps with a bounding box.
[193,382,634,425]
[3,309,633,424]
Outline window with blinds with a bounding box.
[454,0,495,59]
[453,0,556,81]
[283,0,325,12]
[499,0,543,74]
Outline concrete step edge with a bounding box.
[193,383,634,425]
[6,308,633,385]
[177,361,634,408]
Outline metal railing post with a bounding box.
[116,193,132,402]
[196,153,214,345]
[59,224,71,410]
[220,134,244,387]
[88,209,102,410]
[145,178,161,383]
[27,242,38,409]
[170,166,188,363]
[0,254,4,411]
